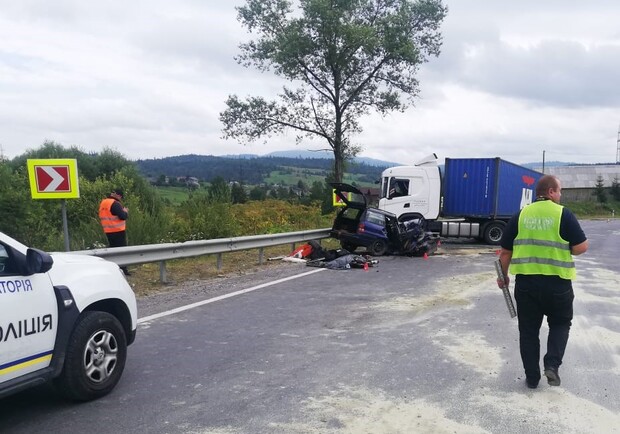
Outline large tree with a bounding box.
[220,0,447,182]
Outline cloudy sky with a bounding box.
[1,0,619,166]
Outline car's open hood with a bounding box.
[329,182,367,208]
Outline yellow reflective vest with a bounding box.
[509,200,576,280]
[99,198,126,233]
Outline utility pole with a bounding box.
[617,123,620,164]
[542,150,545,174]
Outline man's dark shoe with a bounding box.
[526,377,539,389]
[544,368,561,386]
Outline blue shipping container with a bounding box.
[442,158,543,219]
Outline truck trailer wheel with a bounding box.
[55,311,128,401]
[369,239,388,256]
[483,221,506,245]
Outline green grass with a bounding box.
[264,167,377,188]
[564,199,620,219]
[156,186,195,205]
[263,167,326,186]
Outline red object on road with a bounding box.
[290,243,314,259]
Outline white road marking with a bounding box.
[138,268,326,324]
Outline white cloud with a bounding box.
[0,0,619,165]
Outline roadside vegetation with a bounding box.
[564,200,620,219]
[0,142,337,252]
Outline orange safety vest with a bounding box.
[99,198,126,233]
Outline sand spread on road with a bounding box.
[271,265,620,434]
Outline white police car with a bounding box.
[0,231,137,401]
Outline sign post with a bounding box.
[27,159,80,251]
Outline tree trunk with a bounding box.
[333,110,344,182]
[333,149,344,183]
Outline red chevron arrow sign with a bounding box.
[27,159,80,199]
[35,166,70,192]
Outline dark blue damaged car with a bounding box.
[328,183,439,257]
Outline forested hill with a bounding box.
[135,154,388,184]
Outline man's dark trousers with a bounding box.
[514,275,574,381]
[106,231,127,248]
[106,231,129,275]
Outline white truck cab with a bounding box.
[378,154,441,221]
[0,231,137,401]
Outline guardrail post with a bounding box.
[290,242,295,253]
[159,261,168,284]
[217,253,223,271]
[258,247,264,265]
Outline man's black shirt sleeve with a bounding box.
[110,200,128,220]
[500,212,520,250]
[560,208,586,246]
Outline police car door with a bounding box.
[0,243,58,385]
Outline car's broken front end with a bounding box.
[329,183,439,256]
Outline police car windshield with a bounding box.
[0,232,29,254]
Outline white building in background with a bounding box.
[532,164,620,201]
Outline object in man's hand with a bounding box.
[494,259,516,318]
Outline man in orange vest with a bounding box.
[99,188,130,275]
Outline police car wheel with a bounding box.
[55,311,128,402]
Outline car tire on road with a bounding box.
[369,239,388,256]
[54,311,128,402]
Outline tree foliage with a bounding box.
[221,0,447,181]
[208,176,232,203]
[611,176,620,201]
[9,140,133,181]
[594,175,607,203]
[231,182,249,204]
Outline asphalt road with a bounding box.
[1,220,619,434]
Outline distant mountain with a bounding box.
[522,161,578,170]
[211,154,585,168]
[220,153,260,159]
[265,150,397,167]
[136,153,387,185]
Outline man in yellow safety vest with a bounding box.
[497,175,588,389]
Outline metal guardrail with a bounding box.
[70,228,332,283]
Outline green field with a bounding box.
[564,199,620,219]
[156,186,194,205]
[263,166,377,188]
